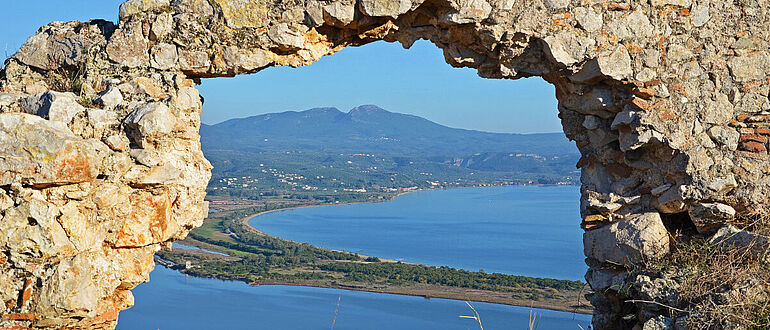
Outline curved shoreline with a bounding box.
[241,189,414,231]
[217,186,592,315]
[249,280,592,315]
[239,190,416,264]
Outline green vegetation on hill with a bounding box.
[201,105,578,157]
[201,105,580,200]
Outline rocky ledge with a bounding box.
[1,0,769,329]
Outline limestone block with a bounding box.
[709,225,770,261]
[104,134,130,152]
[268,23,306,51]
[222,46,272,73]
[605,10,653,41]
[0,92,25,112]
[106,21,149,68]
[583,115,600,130]
[179,50,211,73]
[176,87,202,110]
[688,202,735,234]
[211,0,269,28]
[21,91,85,124]
[0,113,103,187]
[571,45,633,82]
[124,102,175,139]
[642,316,673,330]
[12,22,85,71]
[656,186,687,214]
[171,0,214,16]
[87,109,119,137]
[94,87,124,109]
[150,12,173,41]
[1,196,74,259]
[597,45,633,81]
[561,88,617,118]
[728,52,769,82]
[543,31,593,66]
[573,7,603,32]
[585,268,627,291]
[634,274,680,306]
[359,0,413,18]
[444,0,493,24]
[119,0,170,20]
[584,212,670,265]
[543,0,570,10]
[707,126,739,150]
[109,192,174,247]
[150,43,179,70]
[36,252,119,320]
[323,2,356,26]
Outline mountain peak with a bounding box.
[349,104,389,114]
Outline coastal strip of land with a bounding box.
[157,193,593,315]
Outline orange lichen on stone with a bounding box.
[113,193,172,247]
[135,77,166,98]
[625,43,643,54]
[659,108,677,121]
[645,79,661,87]
[53,145,94,184]
[179,79,196,88]
[20,280,33,307]
[86,297,121,326]
[742,80,764,92]
[633,87,655,99]
[1,314,36,321]
[629,97,649,110]
[358,20,399,40]
[649,100,666,110]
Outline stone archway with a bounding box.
[1,0,768,329]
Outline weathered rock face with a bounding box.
[1,0,769,328]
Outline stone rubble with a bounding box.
[0,0,769,329]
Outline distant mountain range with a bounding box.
[200,105,580,196]
[201,105,577,157]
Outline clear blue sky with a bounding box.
[1,1,561,134]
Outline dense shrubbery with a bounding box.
[319,262,585,292]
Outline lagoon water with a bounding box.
[119,266,591,329]
[252,185,585,280]
[119,185,590,329]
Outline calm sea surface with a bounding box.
[119,266,591,330]
[119,185,590,329]
[252,185,585,280]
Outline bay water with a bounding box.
[252,185,585,280]
[119,185,590,329]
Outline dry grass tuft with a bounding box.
[646,216,770,329]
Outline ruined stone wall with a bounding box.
[0,0,768,329]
